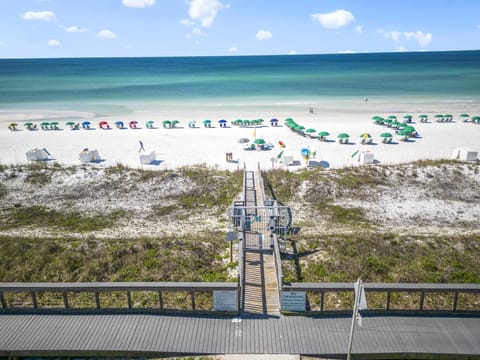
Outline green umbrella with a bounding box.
[146,120,154,125]
[391,121,402,127]
[24,122,34,127]
[373,117,385,123]
[380,132,393,138]
[419,114,428,118]
[65,121,75,126]
[171,120,180,127]
[338,133,349,138]
[318,131,330,137]
[471,116,480,123]
[305,128,316,133]
[403,115,413,119]
[402,126,416,134]
[162,120,171,127]
[40,122,50,126]
[435,114,444,119]
[253,138,266,145]
[388,115,397,120]
[397,129,410,136]
[50,121,59,126]
[460,114,469,118]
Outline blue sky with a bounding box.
[1,0,479,58]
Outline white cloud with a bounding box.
[97,29,117,39]
[122,0,155,8]
[229,47,237,53]
[396,46,408,52]
[404,31,432,47]
[192,27,205,36]
[63,26,89,33]
[380,28,432,48]
[311,9,354,29]
[195,40,200,45]
[289,50,296,55]
[23,10,56,21]
[188,0,227,27]
[48,39,60,46]
[180,18,195,27]
[355,25,363,34]
[256,29,272,40]
[339,49,357,54]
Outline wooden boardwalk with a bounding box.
[0,312,479,357]
[242,171,280,315]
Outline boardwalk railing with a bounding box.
[0,282,238,312]
[282,282,480,313]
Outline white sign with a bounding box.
[214,290,238,311]
[282,291,306,311]
[225,231,238,241]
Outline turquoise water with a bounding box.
[1,51,479,115]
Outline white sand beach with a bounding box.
[1,100,479,170]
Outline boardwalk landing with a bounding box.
[0,170,479,357]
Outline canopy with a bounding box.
[82,121,91,126]
[460,114,469,117]
[41,122,50,126]
[24,122,34,126]
[115,121,124,126]
[380,132,393,138]
[397,129,410,136]
[129,120,138,124]
[203,119,212,124]
[305,128,316,133]
[360,133,371,138]
[65,121,75,126]
[338,133,349,138]
[419,114,428,118]
[99,121,108,125]
[253,138,266,145]
[318,131,330,137]
[218,119,227,123]
[402,126,416,134]
[146,120,154,124]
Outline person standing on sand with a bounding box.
[139,140,145,152]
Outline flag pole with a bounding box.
[347,278,362,360]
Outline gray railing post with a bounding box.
[420,291,425,311]
[320,291,324,311]
[158,290,164,309]
[190,291,195,310]
[31,291,38,309]
[63,292,69,308]
[0,292,7,309]
[386,291,391,310]
[95,291,101,309]
[127,291,132,309]
[453,292,459,311]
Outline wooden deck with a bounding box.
[0,312,478,357]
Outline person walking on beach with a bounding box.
[139,140,145,152]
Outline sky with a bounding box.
[0,0,479,58]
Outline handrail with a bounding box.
[0,282,237,292]
[284,282,480,292]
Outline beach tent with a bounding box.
[98,121,110,129]
[282,152,294,166]
[358,151,375,165]
[26,148,50,161]
[139,151,156,164]
[270,118,279,126]
[79,149,101,163]
[129,120,138,129]
[115,121,125,129]
[452,148,478,161]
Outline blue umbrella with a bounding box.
[114,121,124,128]
[82,121,91,129]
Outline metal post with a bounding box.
[320,291,324,312]
[190,291,195,310]
[95,291,101,309]
[158,290,164,309]
[347,279,362,360]
[31,291,38,309]
[453,292,459,311]
[63,292,69,308]
[420,291,425,311]
[386,291,391,310]
[127,291,132,309]
[0,292,7,309]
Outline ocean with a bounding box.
[1,50,479,117]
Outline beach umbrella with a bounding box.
[305,128,316,133]
[146,120,154,126]
[373,116,385,124]
[380,132,393,138]
[471,116,480,124]
[65,121,75,126]
[338,133,349,139]
[41,122,50,126]
[203,119,212,127]
[171,120,180,127]
[238,138,249,144]
[397,129,410,136]
[403,115,413,123]
[419,114,428,118]
[24,122,34,127]
[460,114,469,122]
[402,125,416,134]
[162,120,171,128]
[253,138,266,145]
[360,133,371,138]
[114,120,124,127]
[434,114,444,121]
[50,121,59,126]
[318,131,330,137]
[388,115,397,120]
